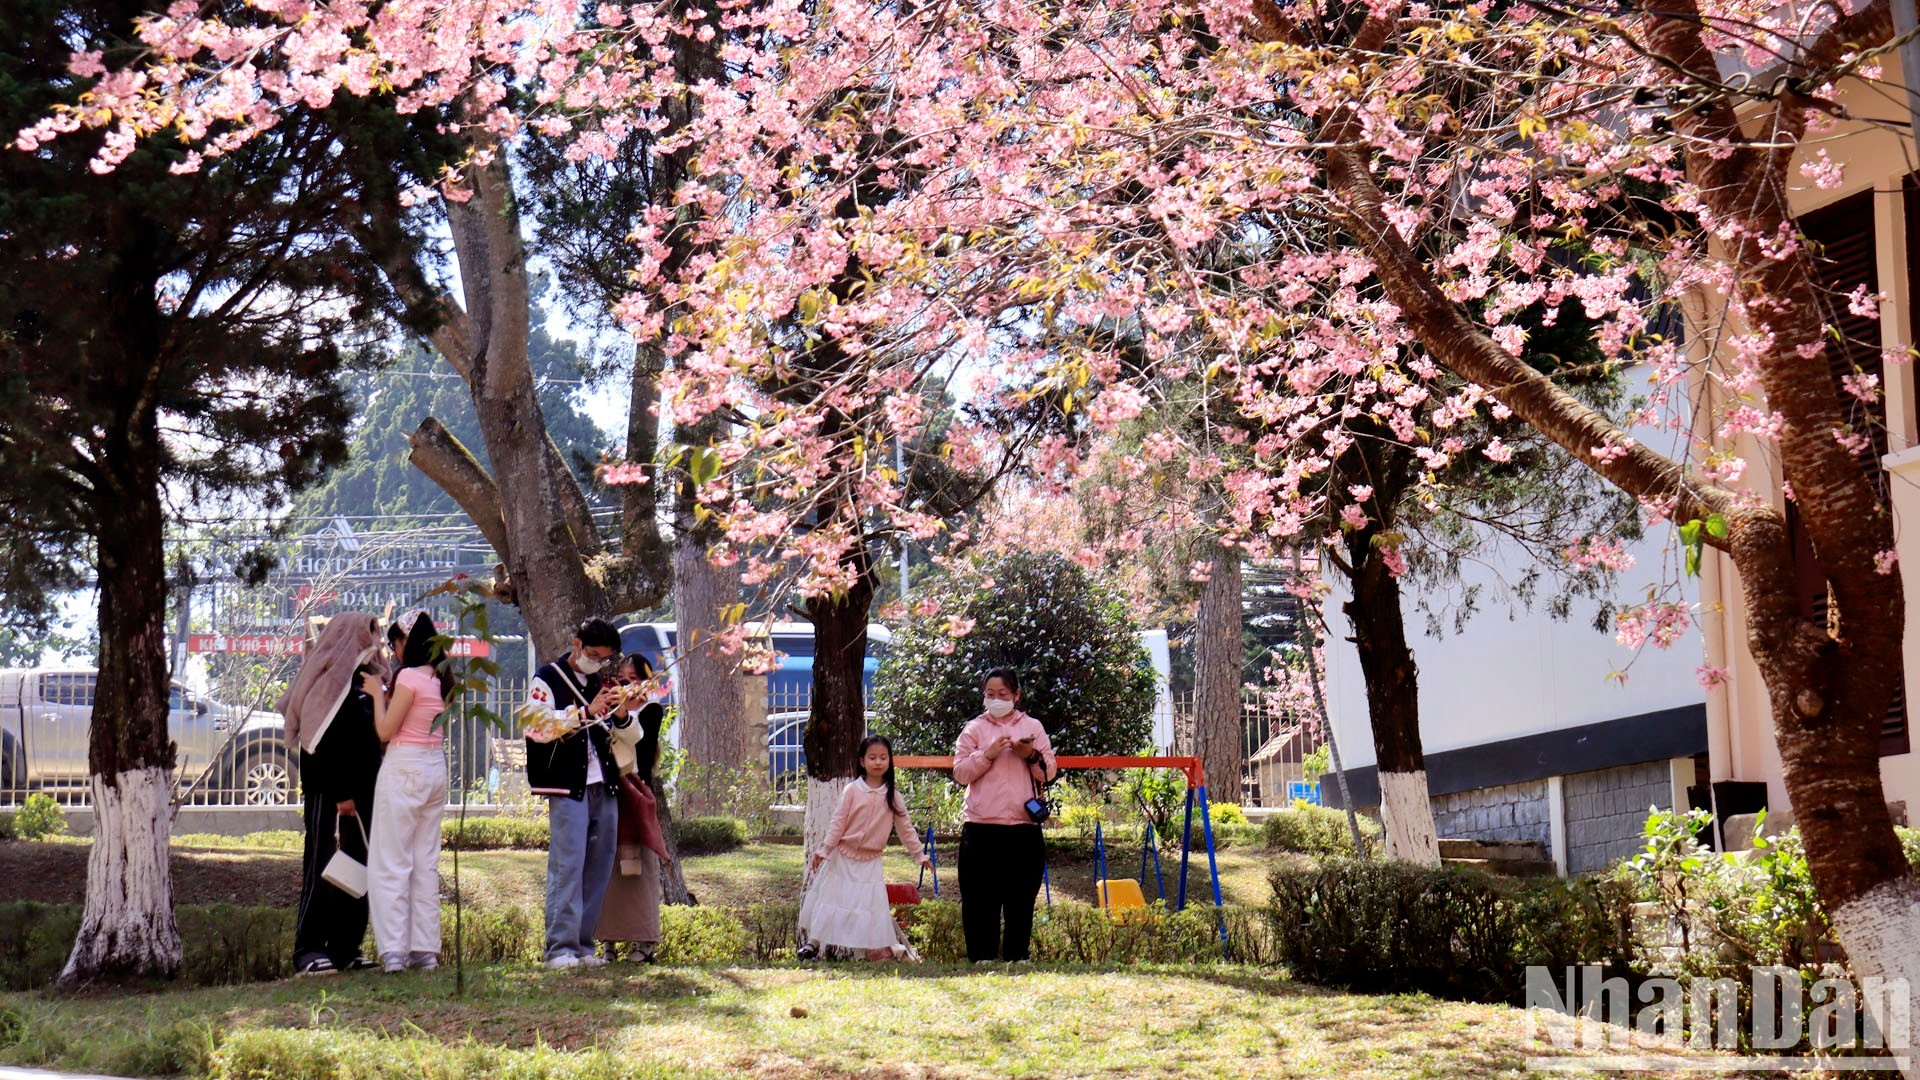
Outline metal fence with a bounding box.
[4,682,532,810]
[3,677,1321,810]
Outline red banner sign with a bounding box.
[186,634,492,658]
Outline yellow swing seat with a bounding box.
[1095,878,1154,924]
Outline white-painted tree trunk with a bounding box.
[61,767,180,983]
[1378,769,1441,868]
[801,775,853,894]
[1828,879,1920,1071]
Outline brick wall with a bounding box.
[1429,779,1550,846]
[1564,760,1672,874]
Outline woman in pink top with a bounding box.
[367,613,452,972]
[952,667,1056,962]
[799,734,931,960]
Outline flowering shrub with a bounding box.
[872,551,1155,758]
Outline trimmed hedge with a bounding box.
[673,816,747,855]
[442,815,548,851]
[0,902,295,990]
[1262,805,1381,855]
[1266,858,1631,1003]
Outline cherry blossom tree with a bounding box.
[36,0,1920,1032]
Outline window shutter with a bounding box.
[1797,189,1908,756]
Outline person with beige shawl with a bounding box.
[279,613,387,976]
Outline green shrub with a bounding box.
[1266,858,1630,1003]
[1210,802,1248,827]
[446,900,542,964]
[1262,805,1378,854]
[873,550,1156,757]
[0,902,80,990]
[443,815,549,850]
[12,794,66,841]
[903,897,1261,965]
[0,813,14,840]
[0,902,293,990]
[734,901,801,962]
[673,816,747,855]
[657,906,750,963]
[1177,818,1262,851]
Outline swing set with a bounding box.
[894,754,1230,953]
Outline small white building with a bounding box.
[1320,521,1708,875]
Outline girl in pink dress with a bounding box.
[800,735,931,960]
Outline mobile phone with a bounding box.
[1019,735,1036,744]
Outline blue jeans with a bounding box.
[544,785,618,960]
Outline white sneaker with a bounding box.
[545,954,581,970]
[577,954,607,968]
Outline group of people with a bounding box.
[284,614,668,976]
[282,611,454,975]
[800,667,1057,964]
[285,611,1056,974]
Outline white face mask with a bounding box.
[983,697,1016,718]
[573,652,606,675]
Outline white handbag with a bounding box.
[322,814,369,898]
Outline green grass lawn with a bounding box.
[0,962,1742,1078]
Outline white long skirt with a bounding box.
[798,851,899,950]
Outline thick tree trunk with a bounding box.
[672,409,748,814]
[672,535,749,809]
[649,776,696,905]
[1290,0,1914,1036]
[1193,542,1245,804]
[1341,541,1439,867]
[800,546,875,890]
[62,414,179,984]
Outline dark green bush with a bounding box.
[1266,859,1631,1004]
[1262,805,1379,855]
[873,550,1156,757]
[442,814,549,850]
[0,902,293,990]
[673,816,747,855]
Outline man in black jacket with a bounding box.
[524,617,631,969]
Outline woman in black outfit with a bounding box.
[280,614,388,976]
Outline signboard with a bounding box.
[187,633,492,658]
[1286,780,1321,806]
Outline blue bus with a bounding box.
[617,621,891,787]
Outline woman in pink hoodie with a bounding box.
[800,734,931,960]
[952,667,1057,962]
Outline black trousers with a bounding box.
[958,822,1045,962]
[293,781,373,966]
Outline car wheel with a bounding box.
[238,747,296,806]
[0,745,19,805]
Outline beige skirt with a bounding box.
[596,844,661,944]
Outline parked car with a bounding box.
[765,709,878,792]
[0,668,294,805]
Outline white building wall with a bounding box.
[1320,523,1706,771]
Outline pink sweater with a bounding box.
[390,666,445,748]
[820,779,926,862]
[952,711,1056,825]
